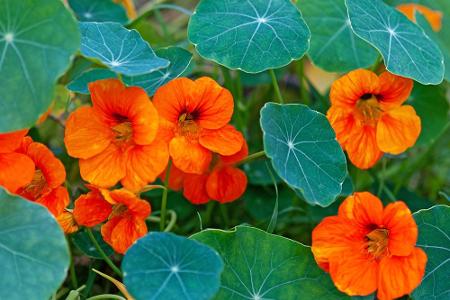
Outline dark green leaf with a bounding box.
[72,229,114,259]
[68,0,128,24]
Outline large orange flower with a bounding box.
[64,79,169,192]
[327,69,421,169]
[312,192,427,300]
[153,77,244,174]
[73,186,151,254]
[397,3,442,31]
[165,141,248,204]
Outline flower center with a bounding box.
[356,94,382,125]
[111,203,128,218]
[365,228,389,258]
[112,121,133,145]
[22,169,48,199]
[178,112,200,138]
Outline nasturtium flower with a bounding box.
[164,141,248,204]
[397,3,442,31]
[73,186,151,254]
[312,192,427,300]
[57,211,79,234]
[64,79,169,192]
[153,77,244,174]
[327,69,421,169]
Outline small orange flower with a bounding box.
[73,187,151,254]
[57,211,79,234]
[165,141,248,204]
[327,69,420,169]
[153,77,244,174]
[312,192,427,300]
[397,4,443,31]
[64,79,169,192]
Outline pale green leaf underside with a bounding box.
[80,22,169,76]
[188,0,310,73]
[191,226,349,300]
[260,103,347,207]
[413,205,450,300]
[0,0,80,132]
[0,188,69,300]
[68,0,128,24]
[298,0,378,72]
[122,232,223,300]
[345,0,444,85]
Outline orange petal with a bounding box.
[0,129,28,153]
[220,140,249,165]
[327,106,357,149]
[183,174,210,204]
[73,191,112,227]
[79,144,126,188]
[397,4,443,31]
[0,152,35,193]
[378,72,413,110]
[338,192,384,227]
[57,212,79,234]
[36,186,70,217]
[102,216,147,254]
[346,125,383,169]
[377,248,427,300]
[65,106,113,159]
[160,163,186,191]
[330,69,380,108]
[376,106,421,155]
[382,201,417,256]
[199,125,244,156]
[108,189,151,219]
[206,166,247,203]
[169,136,212,174]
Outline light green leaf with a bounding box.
[72,229,114,259]
[122,232,223,300]
[191,225,349,300]
[413,205,450,299]
[298,0,378,72]
[0,188,69,300]
[68,0,128,24]
[345,0,444,85]
[260,103,347,206]
[188,0,310,73]
[67,68,117,94]
[79,22,169,76]
[123,46,193,96]
[0,0,80,132]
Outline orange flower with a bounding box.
[327,69,420,169]
[0,129,35,193]
[57,211,79,234]
[153,77,244,174]
[15,137,70,217]
[165,141,248,204]
[397,4,442,31]
[64,79,169,192]
[73,187,151,254]
[312,192,427,300]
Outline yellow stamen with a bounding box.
[22,170,47,199]
[112,121,133,144]
[356,94,382,125]
[366,228,389,258]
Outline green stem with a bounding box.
[69,255,78,289]
[203,201,215,227]
[86,295,126,300]
[164,210,177,232]
[269,69,284,104]
[296,60,310,104]
[220,205,230,229]
[377,158,387,197]
[83,262,100,298]
[86,229,123,278]
[154,9,170,41]
[160,160,172,231]
[236,150,266,166]
[383,185,397,203]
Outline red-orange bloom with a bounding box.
[312,192,427,300]
[397,4,443,31]
[64,79,169,192]
[153,77,244,174]
[165,141,248,204]
[327,69,421,169]
[73,187,151,254]
[57,211,79,234]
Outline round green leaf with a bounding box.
[345,0,444,85]
[0,0,80,132]
[298,0,378,72]
[407,83,449,146]
[122,232,223,300]
[123,46,193,96]
[80,22,169,76]
[191,225,349,300]
[68,0,128,24]
[0,188,70,300]
[413,205,450,299]
[72,229,114,259]
[188,0,310,73]
[67,68,117,94]
[260,103,347,206]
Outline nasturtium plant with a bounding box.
[67,68,117,94]
[413,205,450,299]
[260,103,347,206]
[72,229,114,259]
[0,188,70,300]
[188,0,310,73]
[68,0,129,24]
[0,0,80,132]
[122,232,223,300]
